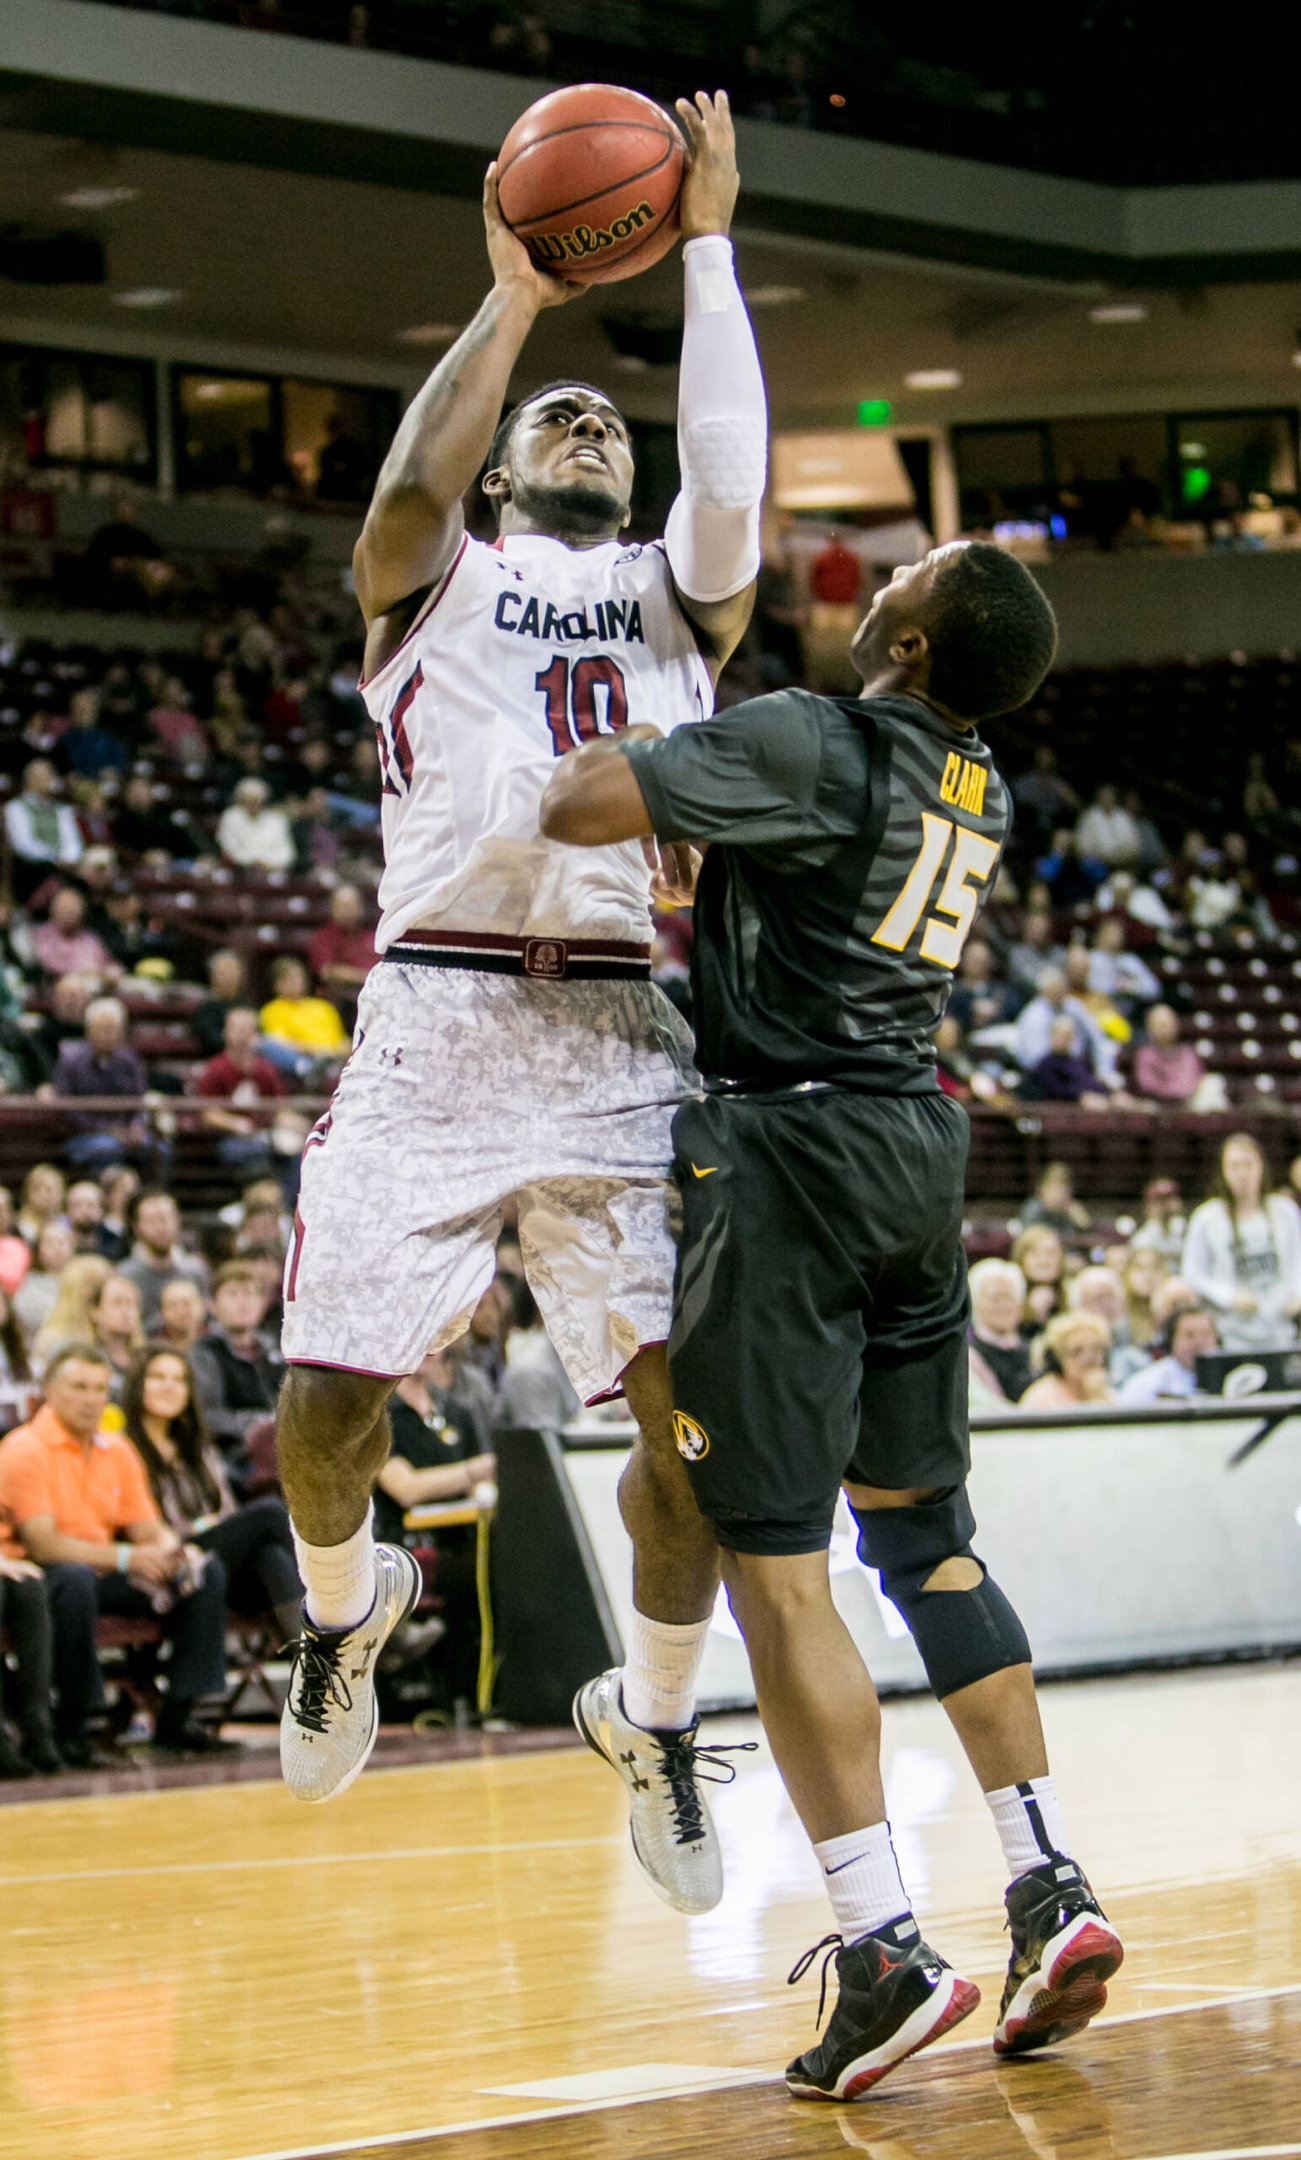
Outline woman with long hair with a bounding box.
[1009,1223,1067,1334]
[0,1286,35,1436]
[89,1270,145,1390]
[1183,1132,1301,1352]
[1122,1243,1167,1351]
[16,1162,65,1249]
[121,1345,302,1640]
[28,1250,110,1372]
[12,1220,75,1348]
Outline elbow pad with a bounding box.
[664,236,768,605]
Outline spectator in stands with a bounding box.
[1076,783,1141,869]
[1118,1304,1219,1405]
[1009,907,1063,995]
[291,786,341,874]
[0,1290,35,1437]
[1122,790,1167,879]
[66,1180,109,1255]
[83,499,172,608]
[1088,919,1159,1013]
[1068,1267,1147,1386]
[5,759,83,898]
[0,1343,233,1762]
[0,1193,31,1299]
[1093,866,1174,934]
[196,1006,286,1183]
[1133,1005,1204,1105]
[1021,1161,1090,1237]
[30,1253,112,1373]
[30,887,115,984]
[159,1278,208,1353]
[14,1224,77,1350]
[946,938,1019,1034]
[1243,752,1279,834]
[1015,968,1117,1087]
[1011,745,1079,842]
[189,1261,284,1457]
[1183,1133,1301,1352]
[1064,942,1130,1051]
[1035,829,1108,910]
[933,1016,1017,1109]
[259,955,349,1071]
[17,1163,67,1249]
[1123,1244,1167,1352]
[308,884,376,1015]
[1028,1014,1111,1105]
[121,1191,209,1334]
[1131,1175,1186,1265]
[54,996,152,1174]
[1010,1223,1066,1332]
[1020,1311,1116,1411]
[98,1165,137,1263]
[192,949,248,1059]
[88,1272,145,1394]
[113,773,202,862]
[217,777,295,873]
[56,687,128,782]
[967,1259,1032,1406]
[0,1536,60,1776]
[809,529,861,607]
[496,1279,580,1431]
[122,1347,301,1642]
[28,974,92,1078]
[147,676,208,766]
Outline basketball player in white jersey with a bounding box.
[276,93,768,1909]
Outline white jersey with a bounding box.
[361,530,713,949]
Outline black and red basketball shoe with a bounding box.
[785,1915,981,2101]
[993,1856,1124,2056]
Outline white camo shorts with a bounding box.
[281,960,698,1403]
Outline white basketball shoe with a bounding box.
[573,1668,753,1915]
[280,1545,421,1804]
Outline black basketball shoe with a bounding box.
[785,1915,981,2101]
[993,1856,1124,2057]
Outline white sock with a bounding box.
[985,1776,1070,1881]
[292,1511,376,1633]
[620,1611,711,1732]
[814,1822,912,1939]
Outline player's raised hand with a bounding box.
[483,164,581,310]
[674,90,739,240]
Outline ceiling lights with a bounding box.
[395,322,463,344]
[905,368,962,390]
[58,186,139,211]
[742,285,805,307]
[112,287,181,309]
[1089,303,1148,323]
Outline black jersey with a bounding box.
[623,688,1010,1094]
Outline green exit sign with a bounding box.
[858,398,892,426]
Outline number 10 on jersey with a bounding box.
[872,813,1000,969]
[536,655,629,755]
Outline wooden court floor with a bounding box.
[2,1663,1300,2160]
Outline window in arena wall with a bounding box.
[1168,409,1299,516]
[0,345,156,487]
[952,423,1052,528]
[175,368,398,507]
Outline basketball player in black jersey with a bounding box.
[541,540,1124,2100]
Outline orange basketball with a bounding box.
[497,83,686,288]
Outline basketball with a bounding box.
[496,83,686,287]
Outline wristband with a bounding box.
[116,1543,130,1574]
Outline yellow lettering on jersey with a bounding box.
[960,762,987,817]
[939,751,963,805]
[940,753,987,818]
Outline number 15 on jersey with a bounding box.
[871,814,1000,969]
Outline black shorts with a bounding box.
[667,1085,971,1557]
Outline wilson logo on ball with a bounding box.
[529,199,656,266]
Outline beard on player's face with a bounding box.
[507,472,630,539]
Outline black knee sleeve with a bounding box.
[852,1486,1031,1699]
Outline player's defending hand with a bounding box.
[675,90,739,240]
[642,837,701,907]
[484,164,582,311]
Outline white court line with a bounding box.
[226,1981,1301,2160]
[0,1836,624,1890]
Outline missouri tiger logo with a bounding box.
[673,1411,710,1462]
[529,199,655,267]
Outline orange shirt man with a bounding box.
[0,1344,234,1763]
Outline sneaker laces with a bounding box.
[285,1630,353,1735]
[657,1734,758,1846]
[787,1933,845,2028]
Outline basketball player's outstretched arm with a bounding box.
[664,91,767,674]
[353,172,577,662]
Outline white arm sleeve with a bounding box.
[663,235,768,605]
